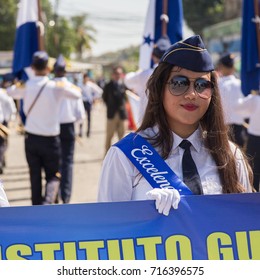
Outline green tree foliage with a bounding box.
[0,0,96,60]
[0,0,17,50]
[0,0,53,51]
[46,17,76,58]
[182,0,225,37]
[71,14,96,59]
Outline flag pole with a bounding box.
[254,0,260,64]
[161,0,169,36]
[253,0,260,93]
[37,0,45,51]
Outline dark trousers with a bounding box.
[59,123,75,203]
[25,133,61,205]
[83,101,92,136]
[229,124,246,148]
[246,134,260,192]
[0,136,7,173]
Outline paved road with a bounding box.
[2,102,110,207]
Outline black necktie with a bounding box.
[179,140,203,195]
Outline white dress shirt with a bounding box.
[55,77,86,124]
[7,76,81,136]
[98,127,251,202]
[235,94,260,136]
[124,65,156,125]
[0,89,17,123]
[218,75,245,125]
[81,81,103,104]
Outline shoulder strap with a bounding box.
[114,132,193,195]
[26,81,48,117]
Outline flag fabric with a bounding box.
[241,0,260,95]
[12,0,39,80]
[139,0,183,69]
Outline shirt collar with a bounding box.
[219,75,236,82]
[32,76,49,82]
[140,125,204,154]
[172,127,203,153]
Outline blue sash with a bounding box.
[114,132,193,195]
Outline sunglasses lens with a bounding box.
[169,76,189,95]
[194,78,213,98]
[168,76,213,98]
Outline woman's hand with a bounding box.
[146,187,180,216]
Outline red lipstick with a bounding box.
[182,104,198,111]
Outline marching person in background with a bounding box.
[0,74,17,174]
[102,65,128,155]
[234,91,260,192]
[1,73,17,128]
[7,51,82,205]
[124,35,171,127]
[53,54,86,204]
[217,53,247,148]
[98,35,253,216]
[79,71,103,138]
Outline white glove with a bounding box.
[146,188,180,216]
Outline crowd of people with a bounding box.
[0,34,259,215]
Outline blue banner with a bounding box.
[0,193,260,260]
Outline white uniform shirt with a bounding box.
[124,66,156,125]
[0,182,9,207]
[218,75,245,125]
[7,76,81,136]
[235,94,260,136]
[55,77,86,124]
[81,81,103,104]
[0,89,17,123]
[98,127,251,202]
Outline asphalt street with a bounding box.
[2,102,110,207]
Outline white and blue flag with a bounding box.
[12,0,39,80]
[241,0,260,95]
[139,0,183,69]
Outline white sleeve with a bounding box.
[124,71,144,95]
[235,94,257,117]
[4,96,17,122]
[97,146,135,202]
[230,143,252,193]
[6,84,25,100]
[0,182,10,207]
[90,82,103,99]
[55,81,82,99]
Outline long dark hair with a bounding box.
[137,62,253,193]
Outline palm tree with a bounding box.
[71,13,96,59]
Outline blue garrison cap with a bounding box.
[2,73,14,82]
[32,51,49,69]
[54,54,66,72]
[218,52,235,68]
[160,35,214,72]
[152,35,172,59]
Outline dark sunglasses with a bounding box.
[166,75,213,99]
